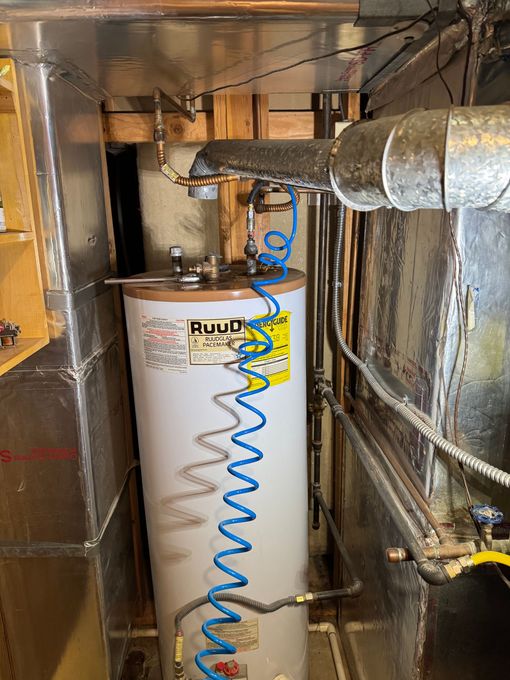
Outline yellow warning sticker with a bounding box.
[247,310,291,390]
[206,619,259,652]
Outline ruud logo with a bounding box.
[187,317,246,366]
[188,319,244,335]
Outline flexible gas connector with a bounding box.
[195,187,298,679]
[254,185,301,213]
[444,550,510,580]
[153,87,239,187]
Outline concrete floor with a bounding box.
[122,632,338,680]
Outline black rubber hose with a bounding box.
[175,588,357,631]
[247,180,268,205]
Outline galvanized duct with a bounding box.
[189,105,510,212]
[0,0,360,20]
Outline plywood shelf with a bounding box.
[0,230,34,244]
[0,58,49,375]
[0,337,48,375]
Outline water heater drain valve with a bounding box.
[215,660,244,677]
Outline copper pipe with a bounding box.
[153,87,238,187]
[349,396,450,544]
[255,187,301,213]
[386,539,510,563]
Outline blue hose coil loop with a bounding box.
[195,186,298,679]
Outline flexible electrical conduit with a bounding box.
[332,203,510,488]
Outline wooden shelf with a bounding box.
[0,337,48,375]
[0,230,34,244]
[0,58,49,376]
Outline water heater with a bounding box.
[124,266,308,680]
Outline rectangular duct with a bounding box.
[0,64,137,680]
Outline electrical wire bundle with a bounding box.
[194,186,298,679]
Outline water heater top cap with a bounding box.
[123,265,305,303]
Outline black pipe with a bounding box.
[321,385,450,586]
[314,489,363,597]
[312,92,333,530]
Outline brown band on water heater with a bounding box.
[123,267,306,302]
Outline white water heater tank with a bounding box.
[123,267,308,680]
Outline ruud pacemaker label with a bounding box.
[187,317,246,365]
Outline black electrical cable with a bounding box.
[247,180,268,205]
[423,0,455,105]
[184,11,434,101]
[457,0,474,105]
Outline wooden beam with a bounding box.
[102,110,318,144]
[214,94,255,263]
[252,94,271,249]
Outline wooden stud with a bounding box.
[103,111,213,144]
[252,94,271,248]
[102,110,318,144]
[213,94,255,263]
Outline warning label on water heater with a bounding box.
[247,310,291,390]
[141,316,188,373]
[187,317,246,365]
[205,618,259,653]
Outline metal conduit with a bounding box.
[331,203,510,488]
[189,105,510,213]
[312,92,333,530]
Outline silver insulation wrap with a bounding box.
[190,105,510,213]
[189,139,335,191]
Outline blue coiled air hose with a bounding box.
[194,185,298,679]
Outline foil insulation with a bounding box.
[341,36,510,680]
[0,66,137,679]
[0,11,432,97]
[190,106,510,213]
[189,139,335,191]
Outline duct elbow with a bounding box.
[348,578,364,598]
[186,148,220,199]
[417,560,451,586]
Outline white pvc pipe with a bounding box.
[308,623,349,680]
[130,627,159,638]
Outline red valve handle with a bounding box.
[215,660,240,677]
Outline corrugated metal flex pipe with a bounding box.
[189,105,510,212]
